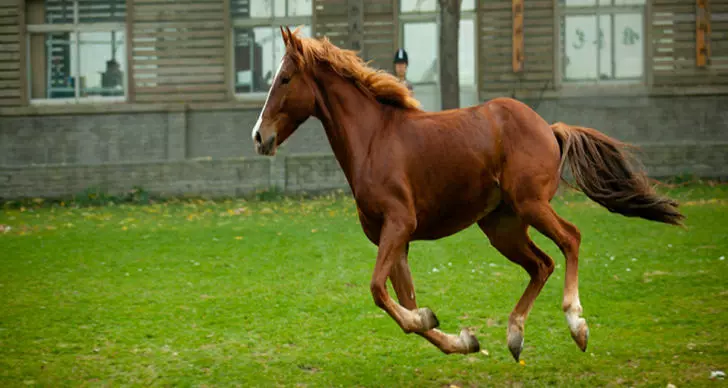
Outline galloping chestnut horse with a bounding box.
[251,27,684,360]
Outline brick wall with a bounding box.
[0,113,169,165]
[528,95,728,143]
[0,94,727,200]
[186,111,329,159]
[285,154,349,193]
[0,158,271,199]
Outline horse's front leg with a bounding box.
[390,245,481,354]
[370,220,439,334]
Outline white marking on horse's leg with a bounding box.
[252,58,285,140]
[564,295,589,351]
[388,299,439,333]
[426,328,480,355]
[565,299,583,333]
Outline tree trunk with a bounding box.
[438,0,461,110]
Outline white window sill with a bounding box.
[29,96,127,105]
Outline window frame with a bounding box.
[397,3,478,89]
[25,0,127,105]
[230,0,313,101]
[554,1,648,89]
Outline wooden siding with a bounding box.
[711,0,728,71]
[651,0,728,87]
[478,0,554,97]
[130,0,227,103]
[313,0,395,71]
[314,0,348,49]
[363,0,397,71]
[45,0,126,23]
[0,0,23,107]
[2,0,728,109]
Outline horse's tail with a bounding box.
[550,122,684,226]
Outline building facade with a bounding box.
[0,0,727,199]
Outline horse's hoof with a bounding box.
[459,328,480,354]
[416,307,440,331]
[570,318,589,352]
[507,329,524,362]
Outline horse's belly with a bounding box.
[412,187,501,241]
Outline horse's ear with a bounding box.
[286,26,304,54]
[280,25,289,47]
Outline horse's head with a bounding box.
[251,26,317,156]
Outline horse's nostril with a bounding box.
[254,131,262,144]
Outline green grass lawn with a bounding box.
[1,183,727,387]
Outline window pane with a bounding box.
[403,22,438,83]
[459,19,475,85]
[233,0,309,18]
[249,0,274,18]
[43,0,126,24]
[562,15,597,80]
[400,0,436,13]
[29,32,76,99]
[599,14,613,79]
[44,0,74,24]
[614,13,643,78]
[461,0,475,11]
[287,0,312,16]
[234,25,311,94]
[273,0,286,17]
[560,0,597,6]
[614,0,645,5]
[79,31,126,97]
[78,0,126,23]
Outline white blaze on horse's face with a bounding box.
[252,58,284,155]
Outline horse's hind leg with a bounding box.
[513,200,587,352]
[389,245,480,354]
[478,206,555,361]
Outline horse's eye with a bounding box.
[280,76,290,85]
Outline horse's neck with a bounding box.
[313,74,385,188]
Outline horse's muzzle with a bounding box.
[254,132,277,156]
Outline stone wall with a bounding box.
[0,158,272,199]
[526,95,728,144]
[0,113,170,165]
[1,94,727,200]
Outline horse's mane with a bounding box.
[287,30,422,111]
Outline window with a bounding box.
[230,0,312,96]
[398,1,476,86]
[558,0,645,83]
[26,0,126,102]
[403,22,438,84]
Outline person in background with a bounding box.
[393,48,414,94]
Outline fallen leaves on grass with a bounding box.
[683,199,728,206]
